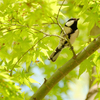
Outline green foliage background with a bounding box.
[0,0,100,99]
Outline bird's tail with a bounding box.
[49,47,62,62]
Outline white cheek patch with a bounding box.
[65,20,74,27]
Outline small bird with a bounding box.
[49,18,79,62]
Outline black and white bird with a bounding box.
[49,18,79,62]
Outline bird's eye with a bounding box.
[65,20,74,27]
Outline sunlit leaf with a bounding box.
[24,78,32,90]
[28,78,39,84]
[38,55,44,64]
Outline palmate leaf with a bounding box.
[23,77,39,90]
[0,72,11,79]
[79,54,95,77]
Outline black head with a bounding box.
[65,18,79,30]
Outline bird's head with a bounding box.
[65,18,79,30]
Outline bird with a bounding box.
[49,18,79,62]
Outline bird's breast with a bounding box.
[69,29,79,44]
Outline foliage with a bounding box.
[0,0,100,99]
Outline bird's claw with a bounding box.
[73,54,77,59]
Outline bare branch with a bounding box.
[1,22,69,42]
[31,28,68,41]
[32,23,55,26]
[49,17,56,23]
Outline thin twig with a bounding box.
[31,28,67,41]
[49,17,56,23]
[57,0,66,20]
[1,22,67,41]
[10,36,47,76]
[33,23,56,26]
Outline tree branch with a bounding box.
[30,36,100,100]
[31,28,68,41]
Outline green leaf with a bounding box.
[40,47,49,57]
[94,92,100,100]
[38,55,44,64]
[28,78,39,84]
[32,53,36,63]
[47,45,53,51]
[79,61,87,78]
[0,72,10,78]
[26,55,32,71]
[24,78,32,90]
[79,53,96,78]
[92,78,99,86]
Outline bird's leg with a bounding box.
[69,46,77,58]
